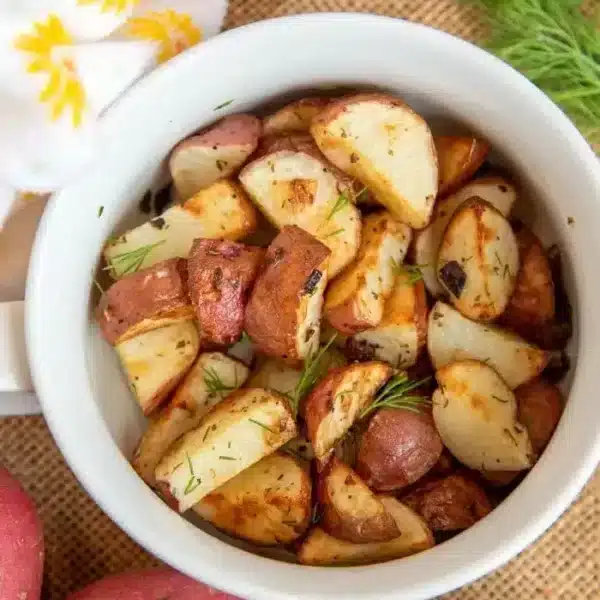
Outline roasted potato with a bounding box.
[283,435,315,462]
[104,180,258,278]
[298,496,434,566]
[263,97,330,135]
[437,197,519,321]
[169,114,261,200]
[304,361,392,459]
[193,452,311,545]
[246,357,302,397]
[319,457,400,543]
[311,93,438,228]
[155,388,297,512]
[132,352,249,485]
[413,177,517,297]
[345,268,428,367]
[434,136,490,197]
[115,321,200,415]
[402,473,492,531]
[245,226,331,364]
[433,360,533,471]
[428,301,549,389]
[239,148,361,277]
[324,212,412,334]
[356,408,443,492]
[96,258,194,345]
[187,239,264,346]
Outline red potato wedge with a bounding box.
[433,360,533,471]
[116,320,200,415]
[402,473,492,531]
[155,388,297,512]
[132,352,249,485]
[263,97,331,135]
[319,457,400,543]
[311,93,438,228]
[356,408,443,492]
[437,197,519,321]
[325,212,412,334]
[413,176,517,297]
[169,114,261,200]
[104,179,258,278]
[188,239,264,346]
[435,135,490,197]
[428,301,549,389]
[0,467,44,600]
[96,258,194,345]
[304,361,392,459]
[245,226,331,364]
[298,496,434,566]
[345,268,428,367]
[66,567,236,600]
[193,452,311,545]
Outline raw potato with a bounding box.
[298,496,434,566]
[345,268,428,367]
[435,135,490,197]
[132,353,249,485]
[169,114,261,200]
[413,177,517,297]
[0,467,44,600]
[263,97,330,135]
[96,258,194,345]
[245,226,331,363]
[304,361,392,459]
[187,239,264,345]
[116,321,200,415]
[104,180,258,278]
[311,93,438,228]
[325,212,412,334]
[428,301,549,389]
[437,197,519,321]
[319,457,400,543]
[239,149,361,277]
[433,360,534,471]
[356,407,443,492]
[193,452,311,545]
[155,388,297,511]
[402,473,492,531]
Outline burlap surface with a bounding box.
[1,1,599,598]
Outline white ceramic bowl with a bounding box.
[25,13,600,600]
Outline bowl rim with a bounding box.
[26,12,600,600]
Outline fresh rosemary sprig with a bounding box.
[104,240,165,276]
[326,193,350,221]
[183,452,201,495]
[390,259,427,284]
[203,366,235,395]
[360,373,432,419]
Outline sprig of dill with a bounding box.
[104,241,165,277]
[203,366,235,395]
[360,373,432,419]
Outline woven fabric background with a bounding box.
[2,1,599,598]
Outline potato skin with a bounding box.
[356,408,443,492]
[96,258,194,345]
[188,239,264,346]
[245,225,330,363]
[402,474,492,531]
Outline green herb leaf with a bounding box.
[97,205,104,218]
[214,99,234,110]
[360,373,432,419]
[323,228,345,239]
[354,187,369,202]
[183,452,202,495]
[203,366,235,395]
[326,193,349,221]
[248,418,276,434]
[104,240,166,276]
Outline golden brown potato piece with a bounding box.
[325,212,412,334]
[96,258,194,345]
[311,93,438,228]
[319,457,400,543]
[402,474,492,531]
[187,239,264,346]
[304,361,392,459]
[193,452,311,545]
[169,114,261,200]
[263,97,331,135]
[356,408,443,492]
[437,197,519,321]
[298,496,434,566]
[434,135,490,197]
[245,226,331,364]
